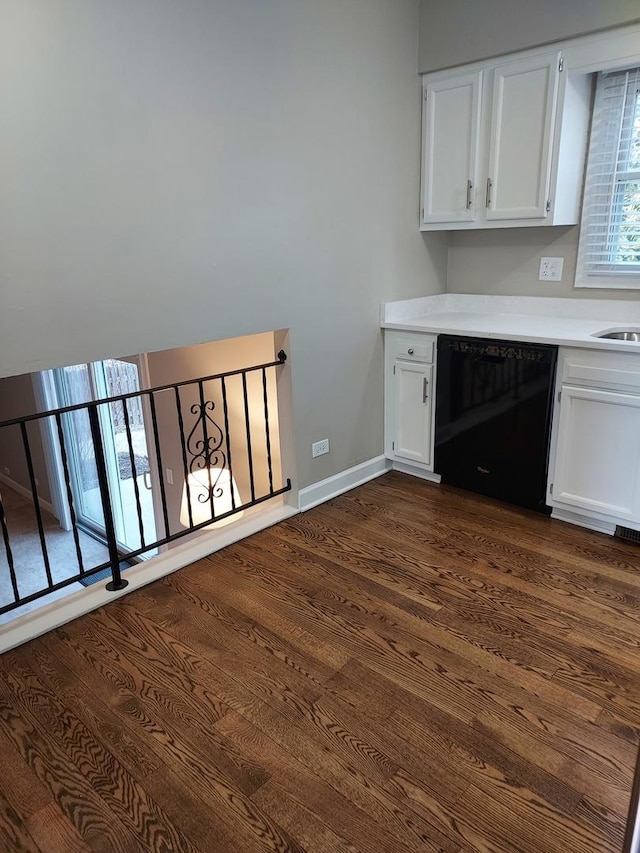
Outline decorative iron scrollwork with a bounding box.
[186,400,226,502]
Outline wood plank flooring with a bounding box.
[0,471,639,851]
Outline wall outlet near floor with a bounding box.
[539,256,564,281]
[312,438,330,458]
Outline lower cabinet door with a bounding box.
[392,360,433,466]
[552,384,640,521]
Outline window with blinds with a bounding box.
[576,66,640,288]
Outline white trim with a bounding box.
[563,22,640,76]
[391,460,442,484]
[0,472,55,516]
[0,501,298,654]
[420,22,640,80]
[298,456,391,512]
[550,507,616,536]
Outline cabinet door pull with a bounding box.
[485,178,492,208]
[423,377,429,403]
[466,179,473,210]
[408,348,414,355]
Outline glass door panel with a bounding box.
[53,363,104,531]
[53,359,157,554]
[96,360,156,552]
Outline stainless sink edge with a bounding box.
[592,327,640,342]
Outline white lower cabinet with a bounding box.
[392,360,433,465]
[551,386,640,522]
[383,333,640,534]
[384,332,437,471]
[548,349,640,529]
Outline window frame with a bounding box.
[575,66,640,289]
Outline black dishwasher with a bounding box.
[434,335,557,513]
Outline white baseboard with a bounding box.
[0,472,55,516]
[0,501,298,654]
[391,460,441,484]
[298,455,391,512]
[550,507,616,536]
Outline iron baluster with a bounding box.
[242,371,256,503]
[262,367,274,494]
[198,380,214,519]
[87,404,128,592]
[148,391,170,539]
[122,396,146,550]
[175,386,193,529]
[220,376,237,512]
[0,492,19,602]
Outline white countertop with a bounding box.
[381,294,640,352]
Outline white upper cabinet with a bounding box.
[420,48,590,231]
[486,54,559,221]
[422,71,482,224]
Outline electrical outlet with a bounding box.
[539,257,564,281]
[166,468,174,485]
[312,438,330,458]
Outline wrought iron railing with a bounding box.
[0,351,291,616]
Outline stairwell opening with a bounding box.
[0,329,295,636]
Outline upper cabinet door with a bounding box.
[486,53,560,221]
[421,71,482,224]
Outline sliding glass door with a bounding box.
[53,359,157,553]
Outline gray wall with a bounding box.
[419,0,640,72]
[0,0,447,490]
[446,227,640,300]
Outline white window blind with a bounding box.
[576,66,640,288]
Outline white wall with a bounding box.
[419,0,640,72]
[0,0,447,490]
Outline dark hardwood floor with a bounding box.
[0,471,639,851]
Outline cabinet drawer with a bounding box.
[391,335,435,364]
[561,349,640,393]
